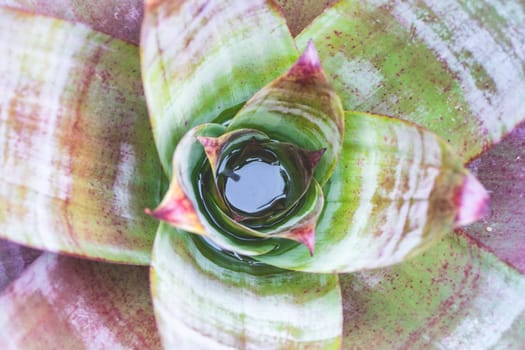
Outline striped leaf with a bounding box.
[340,233,525,349]
[256,111,488,272]
[0,7,162,264]
[228,41,345,185]
[141,0,298,176]
[0,253,161,349]
[296,0,525,162]
[0,0,144,44]
[151,223,342,349]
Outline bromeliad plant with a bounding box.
[1,0,525,349]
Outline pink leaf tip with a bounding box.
[286,226,316,256]
[454,174,490,226]
[288,40,324,78]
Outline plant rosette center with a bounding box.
[145,41,488,268]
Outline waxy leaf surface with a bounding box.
[141,0,299,176]
[0,7,162,264]
[257,111,487,272]
[0,253,161,349]
[0,0,144,44]
[229,41,345,184]
[297,0,525,161]
[151,223,342,349]
[340,233,525,349]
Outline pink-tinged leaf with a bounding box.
[141,0,298,176]
[462,121,525,274]
[454,173,489,227]
[279,225,317,256]
[0,0,143,44]
[145,176,206,236]
[0,239,40,293]
[340,233,525,348]
[0,7,162,264]
[296,0,525,162]
[0,253,161,349]
[257,111,488,273]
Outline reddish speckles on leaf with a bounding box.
[453,173,489,227]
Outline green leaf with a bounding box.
[0,253,161,349]
[1,0,144,44]
[0,7,162,264]
[141,0,298,176]
[256,111,488,272]
[296,0,525,162]
[150,223,343,349]
[229,41,345,184]
[340,233,525,348]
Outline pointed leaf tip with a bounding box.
[306,148,326,169]
[197,135,221,170]
[288,40,324,79]
[454,174,490,227]
[281,226,316,256]
[146,184,206,235]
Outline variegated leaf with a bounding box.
[0,7,162,264]
[296,0,525,162]
[0,0,143,44]
[228,41,345,185]
[141,0,298,176]
[256,111,487,272]
[0,253,161,349]
[151,223,343,349]
[340,232,525,349]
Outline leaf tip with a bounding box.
[454,173,489,226]
[288,39,324,80]
[306,148,326,169]
[197,135,221,170]
[282,226,316,256]
[146,184,207,235]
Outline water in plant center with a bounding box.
[222,158,288,216]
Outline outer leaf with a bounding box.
[340,233,525,349]
[151,224,343,349]
[0,0,144,44]
[0,253,161,349]
[296,0,525,162]
[0,7,162,264]
[257,111,487,272]
[0,239,40,292]
[463,121,525,274]
[141,0,298,176]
